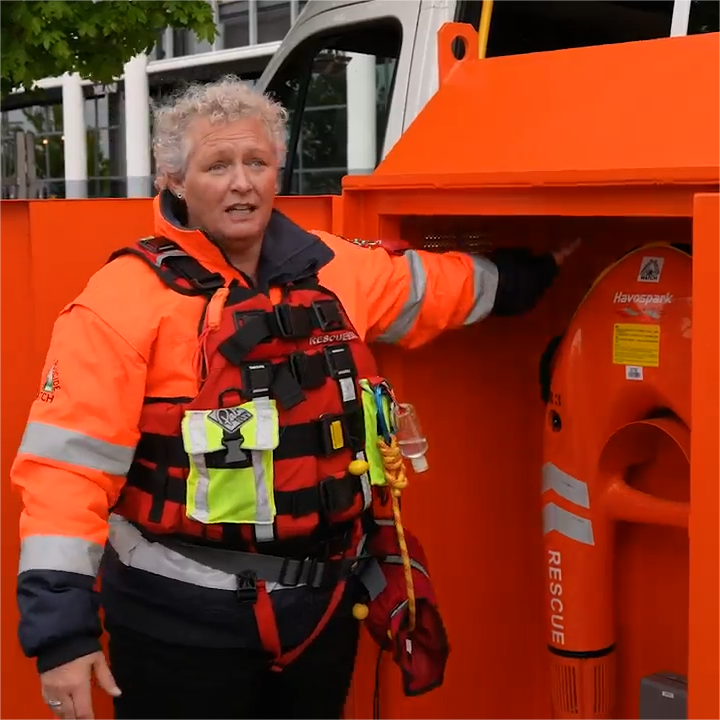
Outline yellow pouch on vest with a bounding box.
[359,379,394,487]
[180,399,279,526]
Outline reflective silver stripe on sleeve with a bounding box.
[542,502,595,546]
[542,462,590,509]
[19,421,135,476]
[375,250,427,344]
[18,535,104,577]
[463,255,499,325]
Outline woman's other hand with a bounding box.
[41,651,121,719]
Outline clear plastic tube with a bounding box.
[394,403,429,472]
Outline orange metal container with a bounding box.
[1,24,718,720]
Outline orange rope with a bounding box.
[378,436,416,632]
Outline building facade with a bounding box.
[3,0,717,200]
[1,0,307,199]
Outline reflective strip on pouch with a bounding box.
[384,554,429,578]
[356,451,373,510]
[251,448,274,541]
[108,514,360,593]
[542,462,590,509]
[464,255,499,325]
[18,421,135,475]
[375,250,427,344]
[186,412,211,522]
[543,502,595,546]
[252,398,275,533]
[18,535,104,577]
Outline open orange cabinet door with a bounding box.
[688,193,719,720]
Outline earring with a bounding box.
[176,192,183,199]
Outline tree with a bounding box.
[1,1,217,99]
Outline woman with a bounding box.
[13,75,578,720]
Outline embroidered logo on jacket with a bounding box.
[38,361,60,404]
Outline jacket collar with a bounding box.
[153,190,335,289]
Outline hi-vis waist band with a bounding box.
[107,514,386,597]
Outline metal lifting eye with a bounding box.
[550,410,562,432]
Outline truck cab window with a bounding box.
[688,0,719,34]
[265,20,402,195]
[457,1,678,56]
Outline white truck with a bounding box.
[255,0,717,195]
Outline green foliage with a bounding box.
[1,0,217,99]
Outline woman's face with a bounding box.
[174,115,279,249]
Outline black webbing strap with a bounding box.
[108,237,225,297]
[141,530,361,590]
[218,299,346,365]
[127,463,365,520]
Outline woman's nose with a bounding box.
[231,166,252,192]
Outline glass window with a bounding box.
[257,0,291,44]
[265,19,402,195]
[221,11,250,48]
[1,103,65,198]
[688,0,719,33]
[457,1,676,56]
[85,90,124,197]
[172,28,190,56]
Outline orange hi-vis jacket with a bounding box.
[12,191,554,673]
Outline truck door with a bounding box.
[258,1,416,195]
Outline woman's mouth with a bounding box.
[225,203,257,217]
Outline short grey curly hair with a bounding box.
[152,75,288,189]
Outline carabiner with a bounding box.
[373,381,397,444]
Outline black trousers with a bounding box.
[107,604,360,720]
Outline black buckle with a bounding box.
[139,237,177,254]
[324,344,356,379]
[311,300,344,331]
[274,305,313,339]
[241,362,273,399]
[288,352,308,386]
[235,570,258,603]
[234,310,267,331]
[307,558,331,589]
[222,432,248,466]
[189,272,225,292]
[279,557,305,587]
[280,557,333,590]
[272,305,296,338]
[288,352,326,390]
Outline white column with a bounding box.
[62,73,87,199]
[670,0,692,36]
[346,53,377,176]
[123,53,152,197]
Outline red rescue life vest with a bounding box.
[109,236,384,554]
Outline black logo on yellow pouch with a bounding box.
[208,407,252,434]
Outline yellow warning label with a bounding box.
[613,323,660,367]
